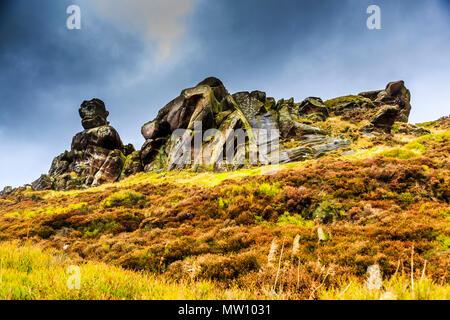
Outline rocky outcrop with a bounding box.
[26,78,413,191]
[360,80,411,130]
[297,97,329,121]
[138,77,379,172]
[323,80,411,133]
[0,186,13,196]
[31,99,134,191]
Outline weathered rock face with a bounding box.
[370,105,401,133]
[79,98,110,129]
[297,97,329,121]
[139,77,396,172]
[26,78,413,191]
[359,80,411,129]
[31,99,136,191]
[140,78,229,171]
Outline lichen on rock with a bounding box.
[28,78,414,191]
[31,99,135,191]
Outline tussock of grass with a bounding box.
[277,212,315,228]
[6,203,88,219]
[379,148,418,160]
[102,190,146,208]
[0,242,263,300]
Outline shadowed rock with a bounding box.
[297,97,329,121]
[28,78,414,191]
[79,98,110,129]
[31,99,137,191]
[139,77,366,172]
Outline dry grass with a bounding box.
[0,241,267,300]
[0,125,448,300]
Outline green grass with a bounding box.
[6,203,88,219]
[258,182,282,197]
[437,235,450,249]
[319,275,450,300]
[277,212,315,228]
[1,242,448,300]
[0,241,266,300]
[405,130,450,153]
[102,190,146,208]
[324,95,373,108]
[379,148,418,160]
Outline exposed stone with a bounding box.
[374,80,411,122]
[138,78,413,172]
[1,186,13,196]
[121,151,144,178]
[297,97,329,121]
[53,173,83,191]
[71,126,123,151]
[32,99,137,191]
[370,105,400,133]
[30,78,415,191]
[358,90,383,100]
[92,149,124,186]
[79,98,109,130]
[196,77,229,102]
[392,122,431,136]
[49,151,71,176]
[123,144,135,157]
[311,137,352,157]
[366,264,383,290]
[31,174,54,191]
[331,98,374,118]
[232,91,266,121]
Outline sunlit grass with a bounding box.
[5,203,89,219]
[0,241,265,300]
[319,275,450,300]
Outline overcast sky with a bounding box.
[1,0,449,187]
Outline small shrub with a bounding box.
[235,211,254,225]
[102,190,146,208]
[404,140,426,153]
[82,220,121,238]
[437,235,450,249]
[380,148,418,160]
[277,212,314,228]
[258,182,281,197]
[398,193,415,206]
[313,200,344,223]
[199,253,260,280]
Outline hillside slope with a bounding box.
[0,116,448,299]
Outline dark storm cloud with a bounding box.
[187,0,450,94]
[185,0,450,124]
[0,0,147,186]
[187,0,347,77]
[0,0,146,136]
[0,0,449,187]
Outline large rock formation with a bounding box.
[32,99,140,191]
[139,77,411,172]
[28,78,412,191]
[326,80,411,127]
